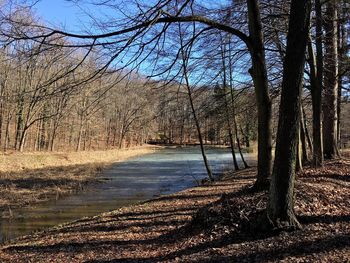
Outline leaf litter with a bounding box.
[0,159,349,262]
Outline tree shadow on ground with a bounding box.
[4,169,348,262]
[299,214,350,224]
[303,173,350,182]
[3,186,252,252]
[81,231,349,263]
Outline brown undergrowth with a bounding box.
[0,146,157,216]
[0,159,349,262]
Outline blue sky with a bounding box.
[32,0,251,85]
[34,0,94,32]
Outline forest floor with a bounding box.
[0,157,348,262]
[0,145,157,216]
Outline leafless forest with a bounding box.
[0,0,349,259]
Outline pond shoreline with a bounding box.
[1,145,241,244]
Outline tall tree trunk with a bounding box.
[241,124,251,148]
[50,117,60,152]
[106,119,111,149]
[267,0,311,229]
[76,116,84,152]
[300,107,309,163]
[223,93,240,170]
[227,119,239,171]
[18,128,28,152]
[337,4,346,149]
[118,123,125,149]
[323,0,339,159]
[179,24,213,181]
[221,43,239,170]
[3,111,11,152]
[247,0,272,190]
[35,120,41,151]
[302,106,313,155]
[227,39,249,169]
[296,126,303,172]
[15,96,24,150]
[233,109,249,169]
[307,38,323,166]
[314,0,324,166]
[4,111,12,152]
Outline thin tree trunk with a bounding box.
[300,124,308,165]
[227,39,249,169]
[179,29,213,181]
[34,120,40,151]
[233,112,249,169]
[18,128,28,152]
[187,88,213,180]
[15,98,24,150]
[227,120,239,171]
[221,43,239,170]
[50,117,60,152]
[300,109,309,163]
[3,111,11,152]
[76,117,84,152]
[296,125,303,172]
[302,106,313,155]
[118,124,125,149]
[106,119,111,149]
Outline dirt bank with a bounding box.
[0,158,348,262]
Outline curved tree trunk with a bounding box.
[227,40,249,169]
[267,0,311,230]
[179,25,213,181]
[247,0,272,190]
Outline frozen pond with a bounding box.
[0,146,253,243]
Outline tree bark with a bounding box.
[3,111,11,151]
[247,0,272,190]
[307,37,323,166]
[302,106,313,155]
[337,4,346,149]
[300,107,309,163]
[184,73,213,181]
[267,0,311,230]
[233,109,249,169]
[227,40,249,169]
[322,0,339,159]
[221,43,240,170]
[179,25,213,181]
[76,116,84,152]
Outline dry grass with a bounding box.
[0,146,157,172]
[0,145,157,215]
